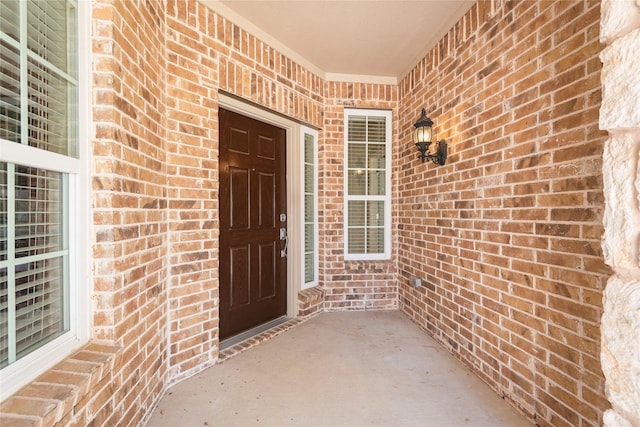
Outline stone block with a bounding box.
[601,277,640,426]
[600,30,640,130]
[604,409,633,427]
[600,0,640,44]
[601,134,640,269]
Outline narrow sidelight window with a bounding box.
[344,109,391,260]
[302,127,318,287]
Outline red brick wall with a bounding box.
[162,0,327,381]
[397,1,609,425]
[321,82,399,310]
[0,1,170,423]
[92,0,169,424]
[163,0,220,380]
[162,1,403,381]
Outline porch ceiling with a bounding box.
[201,0,475,84]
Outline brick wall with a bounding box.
[0,0,614,425]
[164,0,220,381]
[2,0,175,425]
[397,1,610,425]
[321,82,399,311]
[90,0,169,424]
[162,0,328,382]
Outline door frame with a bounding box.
[218,92,306,319]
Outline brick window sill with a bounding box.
[0,342,120,426]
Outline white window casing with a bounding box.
[0,0,90,400]
[344,108,392,261]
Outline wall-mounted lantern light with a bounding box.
[413,109,447,165]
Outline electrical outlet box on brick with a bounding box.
[410,276,422,287]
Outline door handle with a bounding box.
[279,227,288,258]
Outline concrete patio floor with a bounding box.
[147,311,532,427]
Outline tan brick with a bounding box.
[0,397,57,426]
[0,415,41,427]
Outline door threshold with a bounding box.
[220,316,290,350]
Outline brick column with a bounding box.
[599,1,640,426]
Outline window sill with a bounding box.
[0,342,120,426]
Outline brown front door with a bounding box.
[219,108,287,341]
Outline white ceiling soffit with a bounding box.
[201,0,475,85]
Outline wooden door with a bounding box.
[219,108,287,341]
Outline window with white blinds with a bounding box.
[344,109,391,260]
[0,0,77,373]
[302,128,318,287]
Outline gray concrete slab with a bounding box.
[147,311,532,427]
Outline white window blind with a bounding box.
[0,0,76,372]
[344,109,391,260]
[0,1,19,42]
[0,39,20,144]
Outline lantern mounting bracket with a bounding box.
[416,140,447,165]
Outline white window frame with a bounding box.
[0,0,90,400]
[301,126,318,289]
[343,108,392,261]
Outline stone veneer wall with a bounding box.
[599,0,640,426]
[397,1,610,426]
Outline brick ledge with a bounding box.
[298,285,325,318]
[0,342,120,426]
